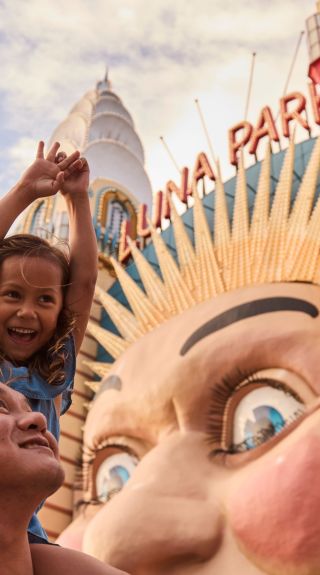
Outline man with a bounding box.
[0,382,129,575]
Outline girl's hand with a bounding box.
[55,152,90,198]
[19,142,80,200]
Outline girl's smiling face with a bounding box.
[0,255,63,363]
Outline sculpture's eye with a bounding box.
[95,452,138,502]
[231,385,305,453]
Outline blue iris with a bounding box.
[110,465,130,486]
[244,405,286,449]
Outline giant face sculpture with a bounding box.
[59,138,320,575]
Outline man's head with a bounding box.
[0,383,64,506]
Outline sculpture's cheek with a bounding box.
[229,434,320,575]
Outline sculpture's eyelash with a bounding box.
[206,368,260,446]
[206,368,304,455]
[73,442,138,505]
[75,497,101,511]
[73,450,95,493]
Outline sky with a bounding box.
[0,0,318,198]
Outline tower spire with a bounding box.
[104,66,111,89]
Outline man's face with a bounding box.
[60,282,320,575]
[0,383,64,502]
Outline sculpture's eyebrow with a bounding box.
[180,297,318,356]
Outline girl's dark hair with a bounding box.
[0,234,75,385]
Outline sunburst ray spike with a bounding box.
[289,194,320,281]
[192,180,224,300]
[312,252,320,285]
[110,256,164,332]
[250,143,271,271]
[168,195,199,298]
[127,237,173,318]
[285,137,320,276]
[82,360,113,378]
[87,321,130,359]
[256,138,295,283]
[95,284,143,342]
[148,220,196,314]
[229,152,251,290]
[84,380,102,393]
[214,159,231,269]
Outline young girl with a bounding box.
[0,141,98,544]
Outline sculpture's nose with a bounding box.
[82,432,223,574]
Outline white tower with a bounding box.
[22,72,152,256]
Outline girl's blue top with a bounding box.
[3,336,76,542]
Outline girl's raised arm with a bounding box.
[59,157,98,355]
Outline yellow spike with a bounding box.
[83,400,93,411]
[127,238,173,317]
[87,321,130,359]
[312,252,320,285]
[256,139,295,283]
[82,360,113,378]
[192,180,224,300]
[229,153,251,290]
[111,257,164,331]
[250,143,271,269]
[84,380,101,393]
[149,222,196,314]
[168,196,199,298]
[289,195,320,281]
[95,284,143,342]
[285,137,320,276]
[214,160,231,268]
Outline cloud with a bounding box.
[0,0,317,196]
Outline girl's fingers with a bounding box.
[51,171,64,192]
[57,150,80,170]
[36,141,45,159]
[55,152,67,164]
[63,158,83,178]
[46,141,61,162]
[56,171,65,184]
